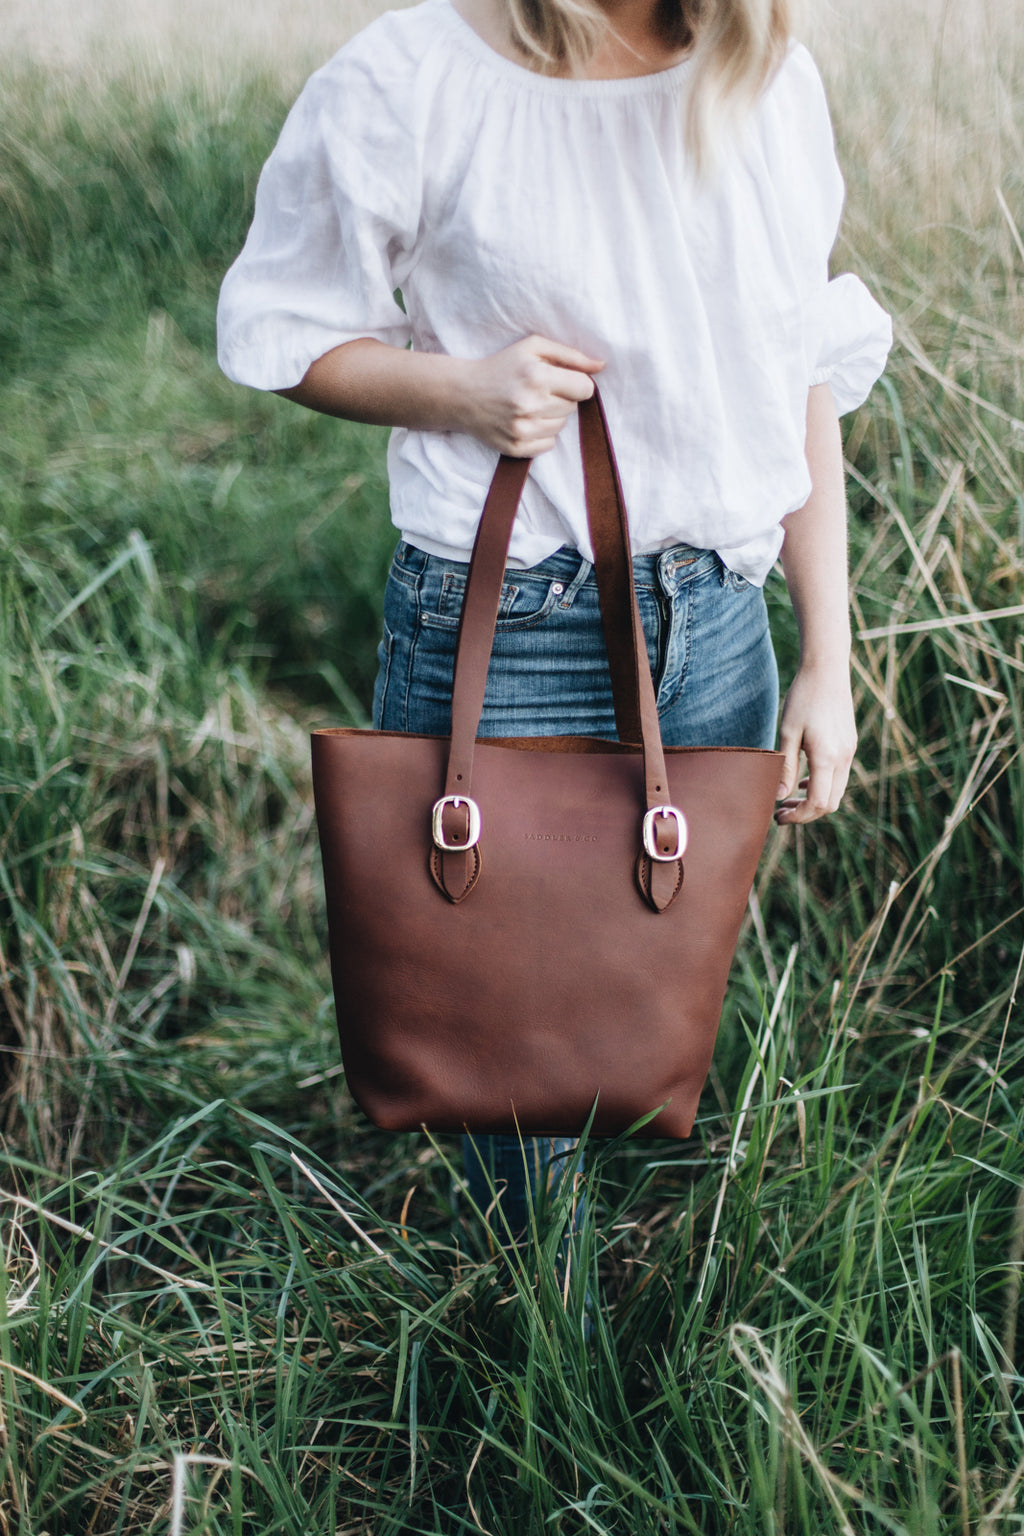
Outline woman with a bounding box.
[217,0,891,1232]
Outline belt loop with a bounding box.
[558,552,593,607]
[398,541,430,577]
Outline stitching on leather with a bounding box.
[635,851,684,910]
[429,844,482,903]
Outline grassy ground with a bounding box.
[1,4,1023,1532]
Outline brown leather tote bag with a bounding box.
[312,392,783,1138]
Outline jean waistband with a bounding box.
[395,540,718,592]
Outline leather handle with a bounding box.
[578,390,672,808]
[435,389,681,909]
[443,390,668,797]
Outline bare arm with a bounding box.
[774,381,857,825]
[277,334,605,457]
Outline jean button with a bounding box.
[551,582,564,596]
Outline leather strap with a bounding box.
[437,455,529,902]
[438,389,683,910]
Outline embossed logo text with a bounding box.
[524,832,599,843]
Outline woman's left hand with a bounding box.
[774,662,857,824]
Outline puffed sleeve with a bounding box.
[811,272,892,414]
[217,31,422,391]
[763,45,892,415]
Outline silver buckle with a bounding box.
[642,805,687,862]
[431,794,482,852]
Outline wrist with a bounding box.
[795,654,852,679]
[396,350,474,434]
[794,616,851,672]
[437,354,480,437]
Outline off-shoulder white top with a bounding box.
[218,0,892,583]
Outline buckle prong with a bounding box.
[432,794,482,852]
[643,804,687,862]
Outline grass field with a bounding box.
[1,2,1023,1532]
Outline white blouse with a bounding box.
[218,0,892,583]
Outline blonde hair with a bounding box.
[505,0,794,170]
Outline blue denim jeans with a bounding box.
[372,540,779,1236]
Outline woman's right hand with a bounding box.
[456,335,605,457]
[279,333,603,452]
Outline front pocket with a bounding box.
[419,573,564,632]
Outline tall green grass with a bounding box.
[1,39,1023,1536]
